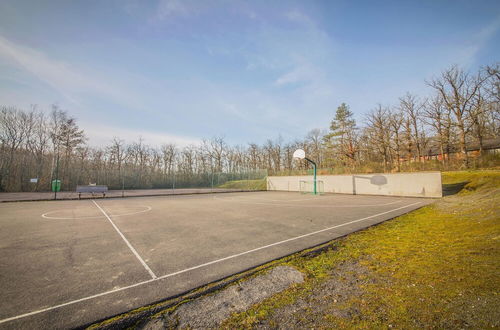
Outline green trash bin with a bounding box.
[51,179,61,192]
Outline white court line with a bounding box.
[0,201,421,325]
[92,200,157,279]
[214,196,403,208]
[0,278,157,325]
[41,206,152,220]
[230,196,322,203]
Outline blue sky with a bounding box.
[1,0,499,146]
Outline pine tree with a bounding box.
[323,103,358,166]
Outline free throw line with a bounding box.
[92,200,157,279]
[0,201,421,325]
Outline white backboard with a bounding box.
[293,149,305,159]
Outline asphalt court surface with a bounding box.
[0,192,435,329]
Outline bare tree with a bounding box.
[25,108,50,190]
[399,93,424,163]
[388,109,404,171]
[365,105,392,171]
[0,106,29,190]
[469,87,489,154]
[1,61,498,192]
[484,63,499,103]
[422,95,452,164]
[306,128,325,167]
[160,143,176,176]
[203,136,227,173]
[483,64,500,137]
[427,65,488,166]
[247,143,261,170]
[108,138,126,171]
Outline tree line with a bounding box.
[0,63,498,192]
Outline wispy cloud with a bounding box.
[274,60,322,86]
[0,34,173,120]
[285,8,314,26]
[456,15,500,66]
[154,0,260,22]
[5,0,494,147]
[0,36,85,105]
[0,35,129,107]
[82,122,201,147]
[0,34,205,145]
[156,0,189,19]
[241,7,334,91]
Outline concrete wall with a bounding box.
[267,172,442,198]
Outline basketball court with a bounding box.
[0,191,434,329]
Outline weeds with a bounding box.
[223,170,500,328]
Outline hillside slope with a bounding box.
[224,170,500,328]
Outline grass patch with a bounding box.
[223,170,500,328]
[218,179,266,190]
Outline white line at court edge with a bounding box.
[155,201,422,280]
[92,200,157,279]
[0,201,421,325]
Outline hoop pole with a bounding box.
[305,158,317,195]
[54,150,59,200]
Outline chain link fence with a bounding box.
[0,168,268,201]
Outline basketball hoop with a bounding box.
[293,149,318,195]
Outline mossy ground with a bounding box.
[218,179,266,190]
[223,170,500,328]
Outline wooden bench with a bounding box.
[76,185,108,199]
